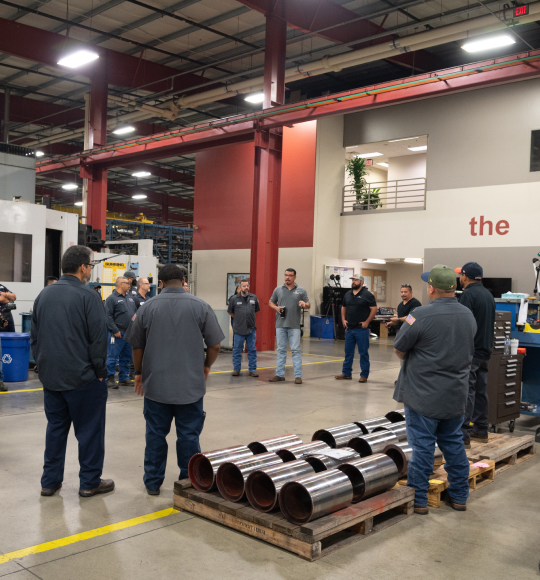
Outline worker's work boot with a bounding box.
[414,505,429,515]
[79,479,115,498]
[448,499,467,511]
[249,371,259,377]
[294,378,303,385]
[359,376,368,383]
[268,375,285,382]
[107,375,118,389]
[0,382,7,392]
[471,433,489,443]
[232,370,240,376]
[118,380,134,387]
[335,375,352,380]
[41,484,62,497]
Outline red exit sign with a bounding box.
[514,4,529,17]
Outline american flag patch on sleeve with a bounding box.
[132,313,137,321]
[406,314,416,325]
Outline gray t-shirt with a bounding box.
[393,297,477,420]
[124,287,225,405]
[270,284,309,329]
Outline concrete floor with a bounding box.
[1,337,539,579]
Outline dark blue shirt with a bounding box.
[105,289,137,334]
[459,282,495,360]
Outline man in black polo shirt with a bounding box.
[455,262,495,447]
[386,284,422,331]
[228,280,260,377]
[335,274,377,383]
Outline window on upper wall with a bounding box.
[530,130,540,171]
[0,233,32,282]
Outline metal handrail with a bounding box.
[342,177,426,213]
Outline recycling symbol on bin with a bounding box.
[2,354,12,364]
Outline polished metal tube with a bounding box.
[383,442,413,478]
[188,445,254,491]
[337,453,399,502]
[247,434,303,454]
[245,459,315,512]
[304,447,360,472]
[276,440,330,462]
[355,417,392,434]
[216,452,283,501]
[385,408,406,423]
[279,469,354,524]
[348,431,399,456]
[372,421,407,441]
[312,423,364,448]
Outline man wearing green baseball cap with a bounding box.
[393,265,477,515]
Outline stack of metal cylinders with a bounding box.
[246,459,316,512]
[348,431,399,457]
[188,445,254,491]
[337,453,399,502]
[247,434,303,454]
[372,421,407,441]
[311,423,364,448]
[275,441,330,462]
[385,409,406,423]
[354,416,392,434]
[304,448,360,472]
[216,452,284,501]
[383,442,413,478]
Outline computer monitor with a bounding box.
[456,277,511,298]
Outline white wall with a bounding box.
[387,154,426,182]
[0,152,36,203]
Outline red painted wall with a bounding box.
[193,121,317,251]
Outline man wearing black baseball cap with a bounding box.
[393,265,477,514]
[455,262,495,448]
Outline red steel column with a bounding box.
[250,4,287,352]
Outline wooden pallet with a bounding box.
[173,480,415,561]
[466,432,536,475]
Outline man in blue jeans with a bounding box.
[228,280,260,377]
[393,264,477,514]
[269,269,310,385]
[335,274,377,383]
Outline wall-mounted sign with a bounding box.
[513,4,529,17]
[365,159,373,166]
[469,216,509,236]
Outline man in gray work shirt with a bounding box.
[393,265,477,515]
[269,268,310,385]
[125,264,224,495]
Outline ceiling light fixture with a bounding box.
[365,258,386,264]
[356,152,383,158]
[404,258,423,264]
[462,34,515,53]
[74,201,83,207]
[408,145,427,152]
[377,162,389,168]
[62,183,78,191]
[388,137,419,142]
[244,93,264,104]
[132,194,147,200]
[346,146,358,149]
[132,171,151,178]
[35,151,45,157]
[113,125,135,135]
[57,50,99,69]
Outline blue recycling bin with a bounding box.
[310,315,334,339]
[0,332,31,382]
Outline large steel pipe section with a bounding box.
[355,417,392,434]
[304,448,360,472]
[245,459,315,512]
[383,442,413,478]
[348,432,399,457]
[279,469,354,524]
[337,453,399,503]
[188,445,254,491]
[372,421,407,441]
[312,423,363,448]
[216,452,283,501]
[276,441,330,462]
[385,409,406,423]
[247,435,302,454]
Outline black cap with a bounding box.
[455,262,483,280]
[123,271,137,279]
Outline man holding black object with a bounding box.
[386,284,422,330]
[335,274,377,383]
[0,283,17,333]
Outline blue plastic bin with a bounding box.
[310,315,334,339]
[0,332,31,382]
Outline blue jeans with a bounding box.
[276,328,302,378]
[143,396,206,489]
[233,331,257,372]
[405,407,470,507]
[342,327,370,378]
[42,378,108,490]
[106,331,132,381]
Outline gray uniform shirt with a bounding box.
[393,297,477,420]
[270,284,309,329]
[124,287,225,405]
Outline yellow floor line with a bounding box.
[0,359,344,393]
[0,508,177,565]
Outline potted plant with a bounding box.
[346,157,383,210]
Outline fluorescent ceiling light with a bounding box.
[388,137,419,142]
[74,201,83,207]
[356,152,383,158]
[35,150,45,157]
[408,145,427,152]
[57,50,99,68]
[404,258,423,264]
[244,93,264,103]
[132,194,147,200]
[346,146,358,149]
[377,162,389,168]
[365,258,386,264]
[132,171,151,178]
[62,183,78,191]
[462,34,515,53]
[113,125,135,135]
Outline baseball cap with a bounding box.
[420,264,456,290]
[454,262,483,280]
[123,271,137,279]
[350,274,364,281]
